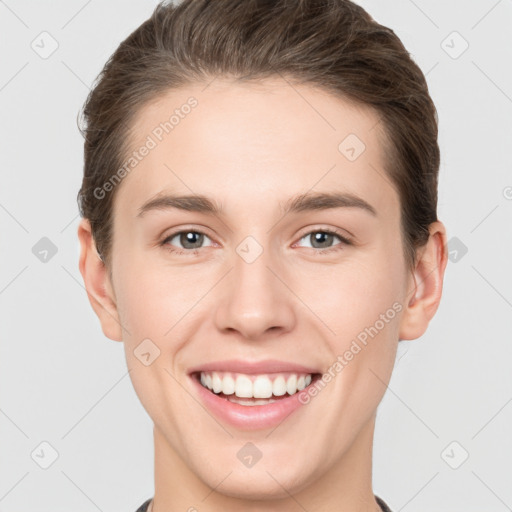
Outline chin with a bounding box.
[196,463,314,501]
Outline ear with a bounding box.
[77,218,123,341]
[399,220,449,341]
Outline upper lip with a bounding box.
[188,359,321,375]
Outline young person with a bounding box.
[77,1,448,510]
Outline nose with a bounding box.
[213,242,297,341]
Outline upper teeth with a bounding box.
[200,371,313,398]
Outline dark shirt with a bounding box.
[376,495,393,512]
[135,494,393,511]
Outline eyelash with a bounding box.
[159,227,352,256]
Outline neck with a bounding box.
[151,413,381,512]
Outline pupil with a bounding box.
[182,232,202,249]
[313,232,332,248]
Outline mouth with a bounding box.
[187,359,324,429]
[191,371,323,406]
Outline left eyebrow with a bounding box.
[281,191,377,217]
[136,191,377,218]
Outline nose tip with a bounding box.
[224,311,283,340]
[213,253,296,341]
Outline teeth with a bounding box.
[286,374,297,395]
[222,374,235,395]
[235,375,253,398]
[272,376,287,396]
[199,371,314,398]
[227,396,277,406]
[253,375,273,398]
[212,372,223,394]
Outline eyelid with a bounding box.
[159,224,218,243]
[160,224,352,242]
[294,225,354,244]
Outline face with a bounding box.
[105,78,413,497]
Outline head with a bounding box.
[77,0,447,502]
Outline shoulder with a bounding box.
[134,497,152,512]
[375,494,393,512]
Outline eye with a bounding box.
[159,227,352,256]
[160,229,214,255]
[295,228,352,253]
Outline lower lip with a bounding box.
[190,373,318,430]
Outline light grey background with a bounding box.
[1,1,511,511]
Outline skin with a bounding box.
[78,77,448,512]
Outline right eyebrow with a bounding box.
[136,194,222,218]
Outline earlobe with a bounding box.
[398,221,449,341]
[77,218,124,342]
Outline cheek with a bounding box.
[300,253,405,407]
[340,260,404,373]
[297,253,405,337]
[113,253,205,341]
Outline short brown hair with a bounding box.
[77,0,440,273]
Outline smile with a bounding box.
[190,370,323,430]
[199,371,314,404]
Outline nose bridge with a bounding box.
[214,235,296,339]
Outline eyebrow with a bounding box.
[136,191,377,218]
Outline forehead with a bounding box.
[114,77,398,221]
